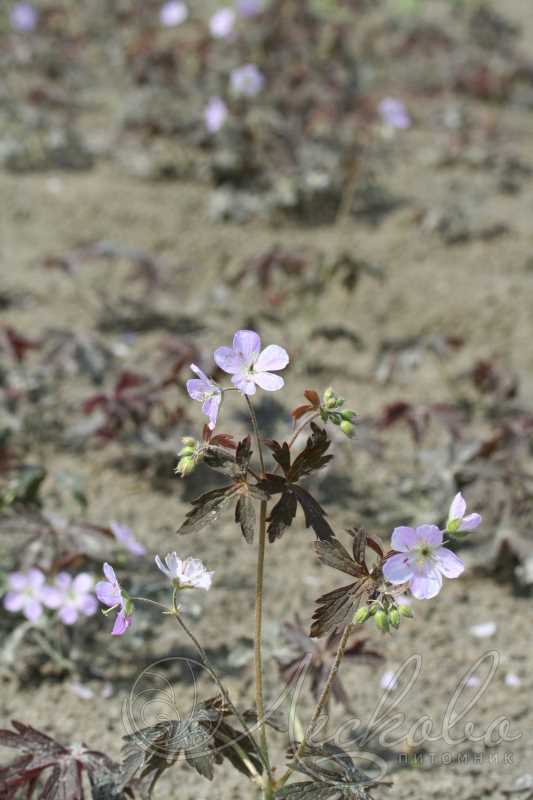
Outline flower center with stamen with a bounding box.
[415,543,435,568]
[243,354,258,376]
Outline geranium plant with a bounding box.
[85,330,480,798]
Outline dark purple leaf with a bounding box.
[292,487,335,541]
[235,495,256,544]
[0,721,125,800]
[267,490,298,542]
[288,424,333,482]
[177,486,238,535]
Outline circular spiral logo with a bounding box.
[121,656,223,758]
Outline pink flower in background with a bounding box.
[204,96,228,133]
[236,0,265,18]
[155,552,213,590]
[10,3,38,32]
[95,563,133,635]
[383,524,464,599]
[159,1,188,27]
[505,672,522,688]
[378,98,411,129]
[3,569,47,622]
[214,330,288,395]
[42,573,98,625]
[446,492,481,533]
[186,364,222,429]
[230,64,265,97]
[110,520,146,556]
[209,7,236,38]
[380,670,398,691]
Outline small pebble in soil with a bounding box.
[469,621,496,638]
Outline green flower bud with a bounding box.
[335,396,345,407]
[341,409,356,421]
[175,457,195,477]
[374,609,390,633]
[388,607,401,628]
[178,446,195,457]
[323,387,338,409]
[399,604,414,619]
[353,606,370,624]
[340,420,355,438]
[181,436,196,448]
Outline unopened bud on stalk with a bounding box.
[374,609,390,633]
[341,410,356,421]
[178,446,195,457]
[181,436,196,448]
[388,607,401,628]
[340,420,355,438]
[323,387,337,409]
[399,604,414,619]
[175,457,196,477]
[353,606,370,624]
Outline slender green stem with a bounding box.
[276,623,353,789]
[285,412,321,454]
[246,396,266,475]
[245,396,273,796]
[129,596,170,612]
[171,596,267,774]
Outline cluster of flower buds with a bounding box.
[353,599,413,634]
[320,387,357,438]
[175,437,204,477]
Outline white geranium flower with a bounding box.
[155,552,213,591]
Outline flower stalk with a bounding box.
[245,396,273,795]
[170,590,268,777]
[276,622,354,790]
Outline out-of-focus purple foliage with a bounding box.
[0,720,133,799]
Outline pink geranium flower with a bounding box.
[159,1,188,27]
[95,563,133,635]
[204,96,228,133]
[110,521,146,556]
[378,98,411,129]
[383,525,464,599]
[446,492,481,533]
[186,364,222,430]
[209,7,235,38]
[230,64,265,97]
[155,552,213,590]
[214,330,288,395]
[10,3,38,32]
[236,0,265,18]
[42,573,98,625]
[3,569,47,622]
